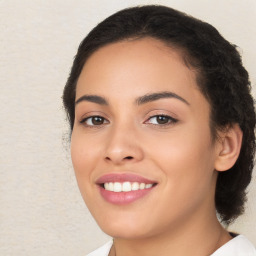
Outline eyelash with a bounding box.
[79,114,178,128]
[145,114,178,126]
[79,116,109,127]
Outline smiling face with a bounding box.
[71,38,220,239]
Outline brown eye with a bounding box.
[81,116,108,126]
[146,115,178,126]
[91,116,105,125]
[156,116,169,124]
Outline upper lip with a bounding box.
[96,173,157,184]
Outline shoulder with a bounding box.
[86,240,113,256]
[211,235,256,256]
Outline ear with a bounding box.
[214,124,243,172]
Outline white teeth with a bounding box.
[113,182,122,192]
[104,183,109,190]
[103,181,154,192]
[145,184,153,189]
[109,182,114,191]
[139,183,145,189]
[122,182,132,192]
[132,182,139,190]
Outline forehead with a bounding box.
[76,37,205,107]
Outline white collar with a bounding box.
[211,235,256,255]
[87,235,256,256]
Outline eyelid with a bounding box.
[144,109,178,120]
[144,110,179,127]
[146,114,177,123]
[78,111,110,127]
[80,116,108,124]
[78,111,109,121]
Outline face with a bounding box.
[71,38,219,239]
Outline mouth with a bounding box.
[100,181,157,192]
[96,173,158,205]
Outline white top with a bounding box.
[87,235,256,256]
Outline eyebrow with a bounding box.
[75,95,108,105]
[136,91,190,105]
[75,91,189,106]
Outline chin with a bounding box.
[102,225,151,240]
[96,214,155,239]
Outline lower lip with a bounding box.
[99,186,155,205]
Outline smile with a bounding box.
[104,182,154,192]
[96,173,157,204]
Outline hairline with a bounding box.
[72,35,220,142]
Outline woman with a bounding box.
[63,5,256,256]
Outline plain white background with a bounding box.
[0,0,255,255]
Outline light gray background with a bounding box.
[0,0,255,255]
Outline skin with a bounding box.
[71,38,241,256]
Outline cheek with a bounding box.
[70,131,104,214]
[70,131,98,188]
[148,124,216,196]
[141,129,217,229]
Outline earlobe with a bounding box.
[214,124,243,172]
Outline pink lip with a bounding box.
[96,173,157,205]
[96,173,156,184]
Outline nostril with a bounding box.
[104,155,136,163]
[125,156,133,160]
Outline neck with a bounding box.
[110,211,232,256]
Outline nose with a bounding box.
[104,125,144,165]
